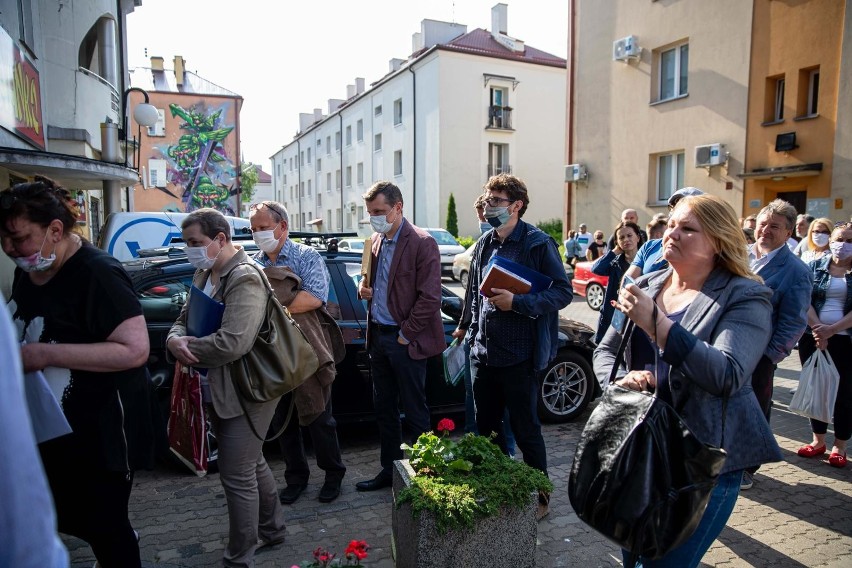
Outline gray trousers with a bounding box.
[209,399,286,568]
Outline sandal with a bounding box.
[828,451,847,468]
[797,444,827,458]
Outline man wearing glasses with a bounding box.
[249,201,347,504]
[457,174,573,520]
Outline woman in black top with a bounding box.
[0,176,154,567]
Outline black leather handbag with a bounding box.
[568,321,728,559]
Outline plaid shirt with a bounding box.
[253,239,329,303]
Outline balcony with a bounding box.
[487,105,513,130]
[487,164,512,177]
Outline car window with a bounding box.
[342,262,369,317]
[136,277,192,323]
[427,230,461,246]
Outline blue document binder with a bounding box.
[187,285,225,338]
[483,255,552,294]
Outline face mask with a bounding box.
[252,228,282,253]
[484,205,512,229]
[812,233,830,247]
[480,221,492,235]
[370,210,395,234]
[13,230,56,273]
[829,241,852,261]
[186,238,221,270]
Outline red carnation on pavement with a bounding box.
[345,539,369,561]
[437,418,455,434]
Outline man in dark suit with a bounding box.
[355,181,445,491]
[743,199,811,490]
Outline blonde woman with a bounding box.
[798,217,833,263]
[593,194,781,568]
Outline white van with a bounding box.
[99,211,251,261]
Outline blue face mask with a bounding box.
[484,205,512,229]
[480,221,492,234]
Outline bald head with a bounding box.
[621,209,639,224]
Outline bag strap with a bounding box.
[234,386,296,442]
[606,319,635,387]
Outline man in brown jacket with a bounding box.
[355,182,445,491]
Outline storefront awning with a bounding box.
[306,218,323,225]
[0,146,140,189]
[737,162,823,180]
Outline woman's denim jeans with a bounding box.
[622,470,743,568]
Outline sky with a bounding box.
[126,0,568,171]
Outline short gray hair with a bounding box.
[757,199,797,231]
[250,201,289,225]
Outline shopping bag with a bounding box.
[442,338,467,387]
[167,363,208,476]
[23,370,72,444]
[789,350,840,424]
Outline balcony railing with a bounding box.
[487,164,513,177]
[487,105,513,129]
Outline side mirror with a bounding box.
[441,296,463,321]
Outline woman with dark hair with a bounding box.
[167,208,286,567]
[0,176,154,567]
[591,221,642,343]
[593,194,780,567]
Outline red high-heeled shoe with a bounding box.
[828,451,847,468]
[797,444,827,458]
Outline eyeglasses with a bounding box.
[250,201,286,220]
[483,196,514,207]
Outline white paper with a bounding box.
[23,370,72,444]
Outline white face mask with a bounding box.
[370,208,396,234]
[252,228,282,253]
[829,241,852,261]
[12,230,56,273]
[186,238,221,270]
[812,233,830,248]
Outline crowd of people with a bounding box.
[1,172,850,568]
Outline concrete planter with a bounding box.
[391,459,537,568]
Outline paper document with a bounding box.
[442,338,467,387]
[23,370,72,444]
[361,237,373,287]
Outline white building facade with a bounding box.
[270,5,566,238]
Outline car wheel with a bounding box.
[537,351,594,423]
[586,283,605,312]
[459,270,469,289]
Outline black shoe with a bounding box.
[355,473,392,492]
[318,478,343,502]
[278,483,307,504]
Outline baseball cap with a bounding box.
[668,186,704,207]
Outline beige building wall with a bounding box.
[743,0,849,221]
[569,0,753,234]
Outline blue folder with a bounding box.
[187,285,225,338]
[484,255,552,294]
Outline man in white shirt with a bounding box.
[575,223,592,259]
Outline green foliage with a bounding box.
[240,163,259,203]
[536,218,563,244]
[446,193,459,237]
[456,235,476,248]
[398,431,553,533]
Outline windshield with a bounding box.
[427,230,461,246]
[343,240,364,250]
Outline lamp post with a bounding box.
[102,87,158,215]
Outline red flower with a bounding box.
[345,539,369,561]
[437,418,455,434]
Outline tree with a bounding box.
[446,193,459,237]
[240,163,259,203]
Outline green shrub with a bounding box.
[446,193,459,237]
[457,235,476,249]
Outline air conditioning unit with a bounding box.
[694,143,727,168]
[347,202,356,213]
[565,164,588,183]
[612,36,641,61]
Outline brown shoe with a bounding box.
[536,491,551,521]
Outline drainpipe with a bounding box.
[296,138,301,228]
[339,112,344,231]
[407,65,417,223]
[565,0,576,237]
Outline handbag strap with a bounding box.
[233,386,296,442]
[606,319,635,387]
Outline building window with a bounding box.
[335,131,341,151]
[276,163,281,176]
[335,169,341,190]
[766,75,785,122]
[300,152,305,167]
[655,151,685,203]
[346,125,352,146]
[326,136,331,155]
[289,158,293,171]
[307,180,312,196]
[357,119,364,142]
[317,192,322,207]
[487,143,510,177]
[283,174,287,185]
[327,172,332,193]
[798,67,820,117]
[147,108,166,136]
[317,139,322,151]
[374,133,382,151]
[346,166,352,187]
[357,162,364,185]
[375,105,382,116]
[300,182,305,197]
[393,99,403,125]
[657,42,688,102]
[307,148,312,164]
[317,158,321,172]
[488,87,512,129]
[394,150,403,176]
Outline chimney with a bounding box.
[355,77,365,95]
[491,3,508,35]
[412,31,423,52]
[173,55,185,86]
[389,58,405,73]
[151,56,164,71]
[328,99,345,113]
[346,84,356,99]
[314,108,323,122]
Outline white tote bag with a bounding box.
[789,350,840,424]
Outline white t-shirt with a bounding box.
[575,231,593,257]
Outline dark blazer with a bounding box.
[754,244,812,364]
[365,219,445,360]
[593,266,783,473]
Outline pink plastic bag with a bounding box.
[167,363,208,476]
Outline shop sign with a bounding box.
[0,27,45,150]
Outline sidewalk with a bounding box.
[65,303,851,567]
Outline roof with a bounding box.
[129,67,242,98]
[434,28,566,68]
[255,167,272,183]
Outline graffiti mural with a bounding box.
[155,102,237,214]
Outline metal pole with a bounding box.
[101,122,122,215]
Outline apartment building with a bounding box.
[566,0,851,232]
[271,4,567,237]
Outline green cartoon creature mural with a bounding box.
[157,102,237,214]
